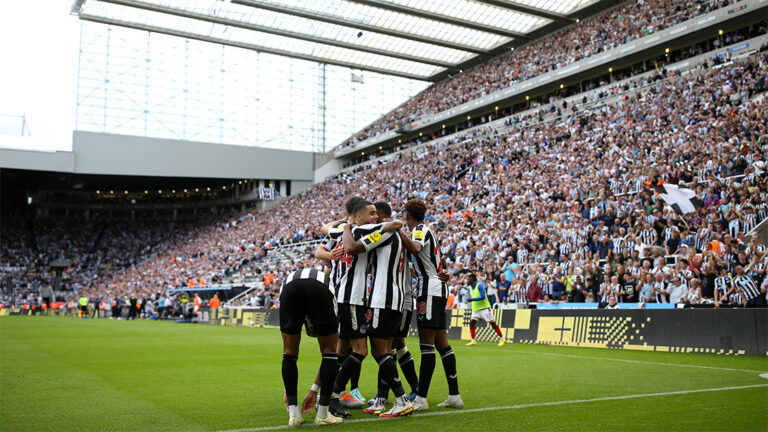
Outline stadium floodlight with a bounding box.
[27,197,32,205]
[495,106,498,110]
[195,188,199,192]
[379,146,382,150]
[144,190,148,194]
[609,67,613,72]
[442,124,446,128]
[96,190,100,194]
[525,95,529,100]
[110,190,114,194]
[718,29,723,35]
[467,115,471,120]
[124,190,128,194]
[560,84,564,89]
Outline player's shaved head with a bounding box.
[374,201,392,218]
[345,196,365,215]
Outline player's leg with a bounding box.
[467,318,479,345]
[279,280,311,427]
[315,334,343,425]
[484,308,505,346]
[435,329,463,409]
[281,332,303,427]
[331,305,367,416]
[393,310,419,397]
[413,327,436,410]
[368,310,413,418]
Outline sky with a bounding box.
[0,1,80,150]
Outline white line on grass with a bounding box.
[221,384,768,432]
[469,346,767,374]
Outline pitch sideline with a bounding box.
[220,383,768,432]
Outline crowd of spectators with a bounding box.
[1,33,767,312]
[340,0,739,148]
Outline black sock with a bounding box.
[319,353,338,406]
[337,355,347,373]
[376,354,405,398]
[282,354,298,406]
[417,344,436,398]
[438,345,459,396]
[397,348,419,394]
[333,352,365,394]
[351,360,361,390]
[377,364,389,399]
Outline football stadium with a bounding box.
[1,0,768,430]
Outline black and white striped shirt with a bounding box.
[715,275,732,299]
[517,247,529,264]
[653,281,669,303]
[411,223,448,298]
[733,275,760,301]
[282,268,329,291]
[320,220,349,296]
[639,229,656,246]
[612,237,625,254]
[332,223,395,306]
[368,226,407,311]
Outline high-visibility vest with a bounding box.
[199,279,205,288]
[188,278,195,288]
[79,297,88,306]
[446,294,456,309]
[469,283,491,312]
[209,297,220,308]
[711,240,724,256]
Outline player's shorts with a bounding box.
[366,308,401,339]
[337,303,368,339]
[396,309,413,338]
[470,308,495,323]
[416,296,447,330]
[279,278,338,336]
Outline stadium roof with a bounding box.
[71,0,621,81]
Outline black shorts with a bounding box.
[366,308,401,339]
[337,303,368,339]
[395,309,413,338]
[279,279,338,336]
[416,296,447,330]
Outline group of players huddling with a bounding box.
[278,197,463,426]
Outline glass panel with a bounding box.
[75,21,429,152]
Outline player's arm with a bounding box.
[319,219,345,236]
[344,222,398,255]
[400,227,427,255]
[381,220,403,232]
[300,372,321,414]
[342,224,366,255]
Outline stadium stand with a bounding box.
[339,0,744,148]
[1,1,766,314]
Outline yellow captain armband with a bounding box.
[413,230,425,241]
[366,231,383,244]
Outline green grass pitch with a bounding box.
[1,316,767,431]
